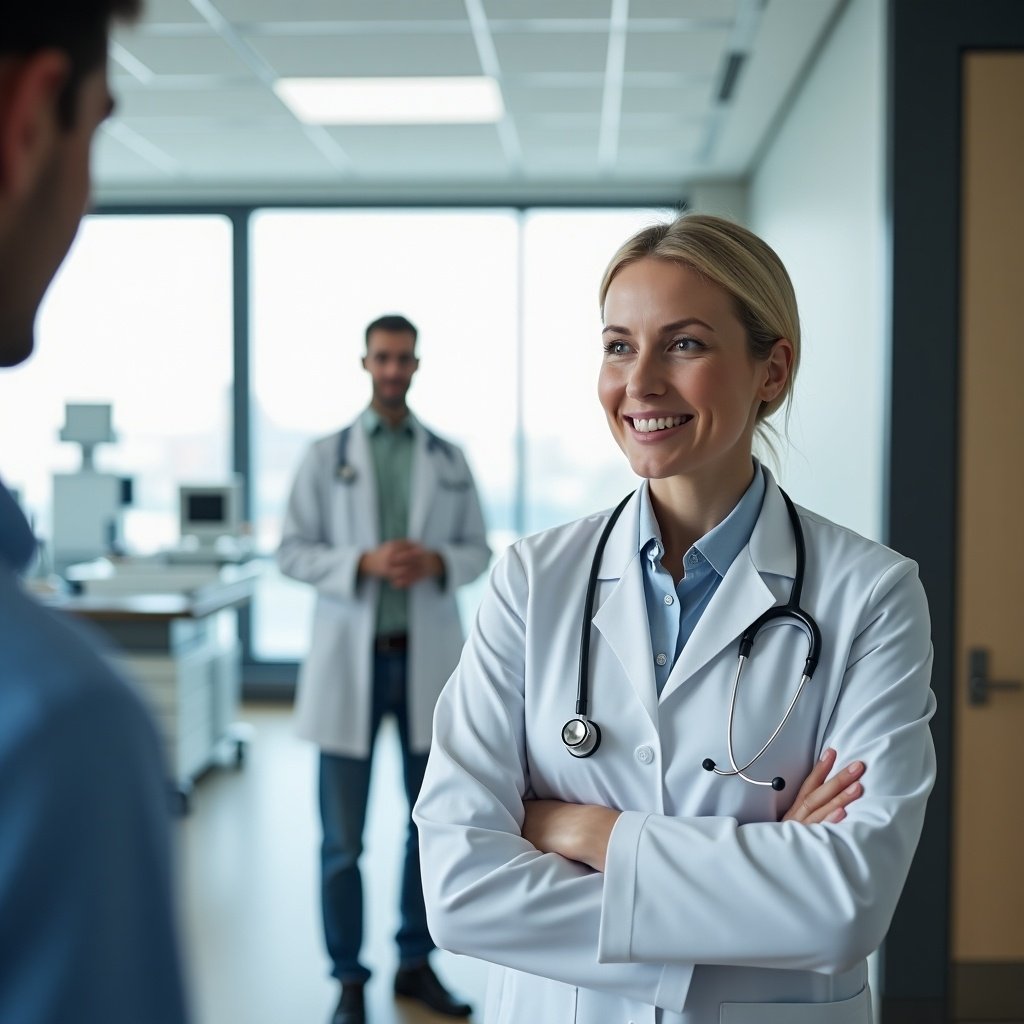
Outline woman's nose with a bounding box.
[626,349,665,398]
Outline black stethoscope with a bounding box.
[561,486,822,792]
[334,423,455,483]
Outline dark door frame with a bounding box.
[883,2,1024,1020]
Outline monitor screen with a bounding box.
[187,493,226,523]
[179,481,241,543]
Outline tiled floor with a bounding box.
[175,702,487,1024]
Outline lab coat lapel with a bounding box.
[591,488,660,729]
[660,472,797,702]
[407,417,437,541]
[347,420,379,548]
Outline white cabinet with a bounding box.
[115,609,242,798]
[55,565,258,812]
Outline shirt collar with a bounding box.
[362,406,413,437]
[637,460,767,578]
[0,479,37,574]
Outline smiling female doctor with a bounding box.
[413,214,936,1023]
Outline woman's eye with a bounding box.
[603,340,631,355]
[672,336,703,352]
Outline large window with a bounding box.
[250,207,668,664]
[0,215,234,559]
[250,209,520,660]
[0,205,671,673]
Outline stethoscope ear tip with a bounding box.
[702,758,716,772]
[771,777,786,791]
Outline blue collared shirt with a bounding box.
[639,463,766,695]
[0,479,189,1022]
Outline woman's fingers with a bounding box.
[782,748,836,822]
[782,750,865,824]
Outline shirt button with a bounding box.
[663,594,674,605]
[655,652,667,666]
[688,553,699,566]
[635,745,655,765]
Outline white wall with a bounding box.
[748,0,887,541]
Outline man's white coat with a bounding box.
[278,416,491,757]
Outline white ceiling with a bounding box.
[97,0,845,203]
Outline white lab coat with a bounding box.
[414,470,935,1023]
[277,414,491,757]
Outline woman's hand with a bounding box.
[521,800,620,872]
[781,747,865,824]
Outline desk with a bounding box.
[53,565,259,812]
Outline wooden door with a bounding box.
[952,50,1024,1020]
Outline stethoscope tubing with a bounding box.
[564,484,823,790]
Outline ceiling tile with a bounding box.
[501,84,604,116]
[322,125,509,177]
[520,151,602,178]
[619,119,704,141]
[609,121,704,181]
[243,31,481,77]
[134,0,208,25]
[624,27,729,75]
[114,29,256,76]
[215,0,468,20]
[138,126,337,177]
[629,0,738,18]
[517,123,600,154]
[492,32,609,75]
[620,81,715,117]
[483,0,612,17]
[116,85,290,120]
[619,113,707,135]
[93,131,179,181]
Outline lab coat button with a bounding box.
[655,652,668,666]
[635,745,655,765]
[663,594,674,605]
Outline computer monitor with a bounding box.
[178,480,242,547]
[60,402,115,446]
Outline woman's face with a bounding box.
[598,257,784,488]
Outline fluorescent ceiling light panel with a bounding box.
[274,76,504,125]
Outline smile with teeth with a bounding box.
[629,414,691,433]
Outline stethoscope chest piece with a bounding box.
[562,717,601,758]
[336,464,357,483]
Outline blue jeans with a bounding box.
[318,649,433,983]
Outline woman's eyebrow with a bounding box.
[602,317,714,336]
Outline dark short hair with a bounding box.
[3,1,142,127]
[365,315,418,349]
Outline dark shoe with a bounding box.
[394,962,472,1018]
[330,982,365,1024]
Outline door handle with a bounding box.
[968,647,1023,706]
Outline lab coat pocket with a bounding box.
[720,985,871,1024]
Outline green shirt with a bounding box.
[363,407,414,637]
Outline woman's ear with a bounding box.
[760,337,794,403]
[0,51,70,199]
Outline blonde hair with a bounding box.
[599,213,800,440]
